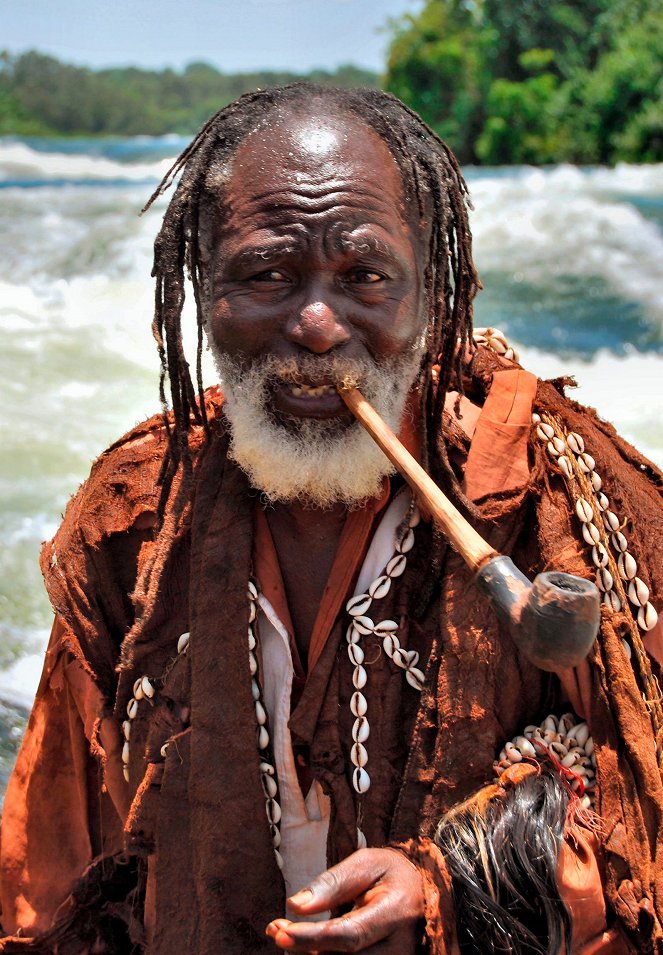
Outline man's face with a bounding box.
[205,109,428,506]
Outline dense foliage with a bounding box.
[0,51,379,137]
[385,0,663,164]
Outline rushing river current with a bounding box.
[0,136,662,792]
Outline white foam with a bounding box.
[0,141,172,183]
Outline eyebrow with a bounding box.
[235,240,302,267]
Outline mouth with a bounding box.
[272,377,349,420]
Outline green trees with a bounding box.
[0,52,379,138]
[385,0,663,164]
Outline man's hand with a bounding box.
[265,847,424,953]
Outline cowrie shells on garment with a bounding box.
[531,413,541,424]
[406,667,425,690]
[591,471,602,492]
[504,742,522,763]
[270,824,281,848]
[260,761,275,776]
[575,498,594,523]
[628,578,649,607]
[247,581,258,601]
[611,531,628,553]
[266,799,281,825]
[251,679,260,701]
[353,767,370,794]
[603,511,620,532]
[578,452,596,473]
[569,723,590,748]
[353,615,375,636]
[249,602,256,624]
[353,717,370,743]
[141,676,155,699]
[274,849,284,870]
[566,432,585,454]
[160,742,170,758]
[382,634,400,656]
[127,698,138,720]
[122,741,130,765]
[123,765,130,783]
[133,678,143,697]
[558,455,573,478]
[374,620,399,635]
[122,720,131,741]
[638,602,658,632]
[537,423,554,440]
[404,649,420,668]
[582,522,601,546]
[257,725,269,750]
[386,554,407,578]
[397,528,415,554]
[249,651,258,676]
[357,828,367,849]
[621,638,632,659]
[351,691,367,717]
[408,507,421,528]
[549,437,566,456]
[391,647,408,669]
[248,629,256,651]
[513,736,536,758]
[597,493,609,511]
[369,576,391,600]
[353,666,367,690]
[618,552,637,581]
[348,643,365,666]
[592,543,609,568]
[255,700,267,726]
[346,624,361,645]
[351,742,368,767]
[603,590,621,612]
[595,567,613,592]
[177,632,190,654]
[261,774,278,799]
[346,594,372,616]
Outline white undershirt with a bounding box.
[256,489,412,916]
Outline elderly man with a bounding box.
[1,85,662,954]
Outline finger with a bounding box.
[267,892,400,952]
[287,850,388,914]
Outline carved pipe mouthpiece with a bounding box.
[476,556,601,671]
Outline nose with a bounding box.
[286,297,351,354]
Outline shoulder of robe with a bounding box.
[39,387,225,613]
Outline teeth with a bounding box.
[288,383,334,397]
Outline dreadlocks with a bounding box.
[137,83,480,611]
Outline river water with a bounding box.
[0,136,662,789]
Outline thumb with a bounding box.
[288,850,388,915]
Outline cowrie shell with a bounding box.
[141,676,155,699]
[127,698,138,720]
[618,552,637,581]
[346,594,371,616]
[611,531,628,553]
[597,493,609,511]
[374,619,399,635]
[274,849,284,870]
[595,567,613,592]
[353,717,370,743]
[392,647,408,669]
[582,522,601,546]
[266,799,281,825]
[248,629,256,651]
[257,725,269,750]
[369,576,391,600]
[352,767,370,794]
[133,678,143,697]
[353,615,375,635]
[160,742,170,758]
[513,736,536,758]
[404,649,420,668]
[348,643,365,666]
[262,774,278,799]
[628,577,649,607]
[537,423,554,440]
[591,471,602,492]
[353,666,367,690]
[504,742,522,763]
[357,828,368,849]
[603,511,620,532]
[122,720,131,741]
[382,634,399,656]
[575,498,594,523]
[177,632,190,654]
[531,413,541,424]
[122,741,130,765]
[566,432,585,454]
[578,452,596,473]
[550,436,566,455]
[247,581,258,601]
[408,507,421,529]
[386,554,407,578]
[251,679,260,701]
[558,455,573,478]
[346,623,361,645]
[621,638,632,659]
[249,602,256,624]
[123,765,130,783]
[270,824,281,848]
[592,543,608,568]
[351,691,367,717]
[249,651,258,676]
[603,590,621,612]
[351,742,368,767]
[570,723,590,748]
[397,528,415,554]
[547,441,560,458]
[255,700,267,726]
[259,761,275,776]
[406,667,425,690]
[638,602,658,632]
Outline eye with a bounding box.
[347,269,385,285]
[250,269,289,283]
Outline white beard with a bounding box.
[209,348,423,508]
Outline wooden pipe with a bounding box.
[338,384,600,672]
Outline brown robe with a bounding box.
[1,348,661,953]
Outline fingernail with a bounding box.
[289,888,313,906]
[265,922,277,937]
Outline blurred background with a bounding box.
[1,0,662,794]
